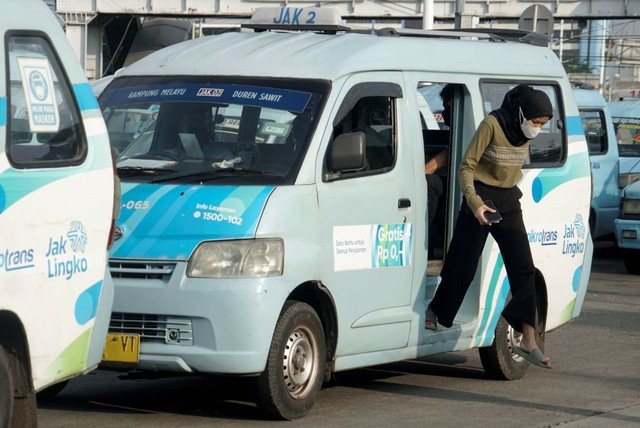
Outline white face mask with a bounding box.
[520,107,541,139]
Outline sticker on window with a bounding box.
[17,57,59,133]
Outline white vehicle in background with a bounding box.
[573,86,620,241]
[615,179,640,274]
[607,95,640,189]
[0,0,117,426]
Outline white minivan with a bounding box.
[98,7,593,420]
[0,0,117,425]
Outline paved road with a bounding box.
[37,243,640,427]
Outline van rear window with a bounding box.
[481,82,565,167]
[7,36,87,168]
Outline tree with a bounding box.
[562,58,594,74]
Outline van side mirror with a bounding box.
[324,132,367,181]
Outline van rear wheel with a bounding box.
[256,301,326,420]
[479,316,530,380]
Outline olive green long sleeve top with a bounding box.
[459,115,530,213]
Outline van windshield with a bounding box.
[612,117,640,158]
[99,78,326,184]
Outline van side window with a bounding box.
[480,82,564,167]
[333,96,395,172]
[6,35,86,167]
[579,110,608,155]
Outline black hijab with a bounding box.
[490,84,553,147]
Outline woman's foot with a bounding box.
[513,345,552,369]
[516,323,551,368]
[425,306,437,330]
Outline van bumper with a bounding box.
[614,219,640,250]
[104,259,291,374]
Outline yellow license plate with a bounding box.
[102,333,140,363]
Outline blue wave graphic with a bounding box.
[531,151,590,203]
[74,280,103,325]
[111,183,275,259]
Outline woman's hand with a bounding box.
[474,203,497,226]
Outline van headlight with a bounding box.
[187,239,284,278]
[622,199,640,216]
[619,173,640,189]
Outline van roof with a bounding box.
[607,98,640,117]
[119,30,565,81]
[4,0,63,33]
[572,87,607,108]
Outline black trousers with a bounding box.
[429,182,536,333]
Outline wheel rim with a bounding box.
[506,324,525,363]
[282,325,319,399]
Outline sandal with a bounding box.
[513,346,552,369]
[425,306,437,330]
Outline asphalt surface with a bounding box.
[36,242,640,427]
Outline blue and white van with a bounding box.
[607,95,640,273]
[0,0,117,425]
[98,7,593,420]
[607,97,640,188]
[615,179,640,274]
[573,87,620,240]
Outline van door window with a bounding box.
[6,35,86,167]
[332,96,396,173]
[416,82,458,262]
[579,110,608,155]
[480,82,564,167]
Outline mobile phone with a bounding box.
[483,200,502,223]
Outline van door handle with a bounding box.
[398,198,411,209]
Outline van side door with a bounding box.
[316,74,419,358]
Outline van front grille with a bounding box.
[109,313,193,345]
[109,259,176,280]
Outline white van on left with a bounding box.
[0,0,116,426]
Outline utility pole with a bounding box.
[423,0,433,30]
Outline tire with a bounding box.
[11,392,37,428]
[0,343,36,428]
[37,380,69,399]
[0,345,14,428]
[623,249,640,275]
[256,301,326,420]
[479,316,530,380]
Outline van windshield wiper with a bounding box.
[149,168,283,183]
[117,166,178,177]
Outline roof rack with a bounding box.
[376,27,494,41]
[444,28,549,46]
[376,27,549,47]
[242,6,550,46]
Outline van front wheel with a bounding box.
[623,249,640,274]
[479,316,530,380]
[256,301,326,420]
[0,345,14,427]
